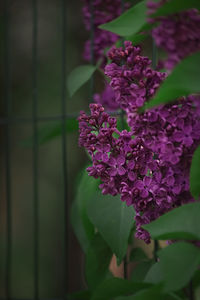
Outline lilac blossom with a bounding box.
[78,40,200,244]
[147,1,200,70]
[105,41,166,112]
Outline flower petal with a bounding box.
[118,166,126,176]
[135,180,144,190]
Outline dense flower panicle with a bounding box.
[105,41,166,112]
[94,83,119,111]
[79,103,161,242]
[78,38,200,243]
[82,0,129,65]
[147,1,200,70]
[128,95,200,238]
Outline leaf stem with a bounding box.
[124,254,128,279]
[154,240,158,262]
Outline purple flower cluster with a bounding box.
[105,41,166,112]
[147,1,200,70]
[128,96,200,231]
[79,103,160,242]
[82,0,126,65]
[79,41,200,243]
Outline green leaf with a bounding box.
[190,145,200,200]
[192,269,200,289]
[127,33,148,45]
[67,65,96,97]
[22,119,78,147]
[131,260,154,282]
[129,247,148,263]
[67,290,91,300]
[145,52,200,109]
[158,242,200,292]
[71,170,99,253]
[117,115,130,132]
[87,192,135,264]
[91,278,151,300]
[143,202,200,240]
[152,0,200,17]
[115,284,164,300]
[99,1,150,37]
[85,233,113,290]
[144,262,164,284]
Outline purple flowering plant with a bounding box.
[69,0,200,299]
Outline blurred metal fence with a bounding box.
[3,0,69,299]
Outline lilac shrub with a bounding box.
[78,40,200,243]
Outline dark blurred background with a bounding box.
[0,0,156,298]
[0,0,91,297]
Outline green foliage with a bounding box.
[143,202,200,240]
[145,52,200,109]
[87,192,135,264]
[22,119,78,147]
[129,248,148,263]
[192,269,200,289]
[131,260,154,282]
[85,233,113,290]
[71,170,98,253]
[127,33,149,45]
[158,242,200,292]
[117,115,130,132]
[67,65,96,97]
[152,0,200,17]
[190,145,200,200]
[145,262,164,284]
[67,290,91,300]
[99,1,152,37]
[115,284,164,300]
[91,278,151,300]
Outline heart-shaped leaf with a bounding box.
[99,1,151,37]
[87,192,135,264]
[152,0,200,17]
[158,242,200,292]
[91,278,151,300]
[190,145,200,200]
[131,260,154,282]
[143,202,200,240]
[145,52,200,109]
[67,65,96,97]
[85,233,112,290]
[71,170,99,253]
[145,262,164,284]
[115,284,164,300]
